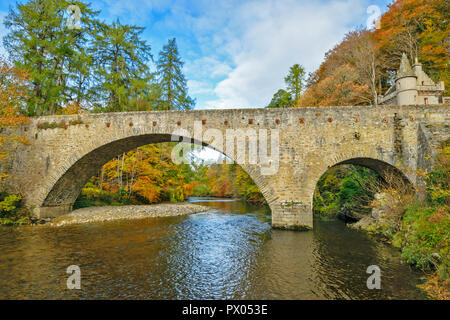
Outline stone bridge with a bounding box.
[3,104,449,230]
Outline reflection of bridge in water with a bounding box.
[5,104,449,230]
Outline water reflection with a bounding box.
[0,198,426,299]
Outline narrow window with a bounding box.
[424,97,428,105]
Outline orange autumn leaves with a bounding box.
[374,0,448,71]
[373,0,449,94]
[297,0,449,107]
[91,144,196,204]
[0,60,29,128]
[298,64,370,107]
[0,60,30,181]
[203,163,265,203]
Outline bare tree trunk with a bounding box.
[99,166,104,190]
[117,155,121,191]
[371,53,378,106]
[128,148,138,196]
[120,152,125,191]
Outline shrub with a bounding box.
[193,183,210,197]
[0,194,22,216]
[0,193,30,225]
[394,203,449,279]
[427,141,450,205]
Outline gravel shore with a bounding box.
[49,203,210,226]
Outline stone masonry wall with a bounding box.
[2,104,449,230]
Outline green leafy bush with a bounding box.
[426,143,450,205]
[0,194,22,214]
[313,165,378,219]
[394,204,449,279]
[0,193,30,225]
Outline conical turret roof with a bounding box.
[396,53,415,79]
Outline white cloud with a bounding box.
[187,79,214,95]
[198,0,367,109]
[0,0,371,110]
[94,0,370,109]
[184,56,232,79]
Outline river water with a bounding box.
[0,198,427,299]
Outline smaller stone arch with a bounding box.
[309,157,415,221]
[334,157,414,188]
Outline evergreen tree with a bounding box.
[156,38,194,110]
[91,19,153,112]
[3,0,99,115]
[266,89,292,108]
[285,64,306,101]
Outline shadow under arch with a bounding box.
[333,157,414,189]
[311,157,415,219]
[41,133,271,216]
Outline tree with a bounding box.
[303,30,381,105]
[352,31,381,106]
[3,0,99,115]
[266,89,292,108]
[373,0,449,95]
[156,38,195,110]
[0,59,30,181]
[91,19,153,112]
[297,64,369,107]
[284,64,306,101]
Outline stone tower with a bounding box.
[395,53,418,105]
[378,53,448,105]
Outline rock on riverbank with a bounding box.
[49,203,210,226]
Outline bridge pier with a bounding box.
[34,205,72,219]
[271,201,313,231]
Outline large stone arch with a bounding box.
[36,133,275,218]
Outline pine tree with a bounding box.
[156,38,195,110]
[91,19,153,112]
[285,64,306,101]
[3,0,99,115]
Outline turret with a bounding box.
[412,57,422,74]
[395,53,418,105]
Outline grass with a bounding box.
[37,117,83,130]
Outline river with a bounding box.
[0,198,427,299]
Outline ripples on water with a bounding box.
[0,198,427,299]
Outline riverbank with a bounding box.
[49,203,210,226]
[351,203,449,300]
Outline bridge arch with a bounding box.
[309,156,415,220]
[37,133,274,218]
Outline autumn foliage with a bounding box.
[373,0,449,86]
[297,0,449,107]
[76,146,265,208]
[0,59,30,181]
[0,60,29,127]
[297,64,369,106]
[78,144,196,205]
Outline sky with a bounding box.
[0,0,392,111]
